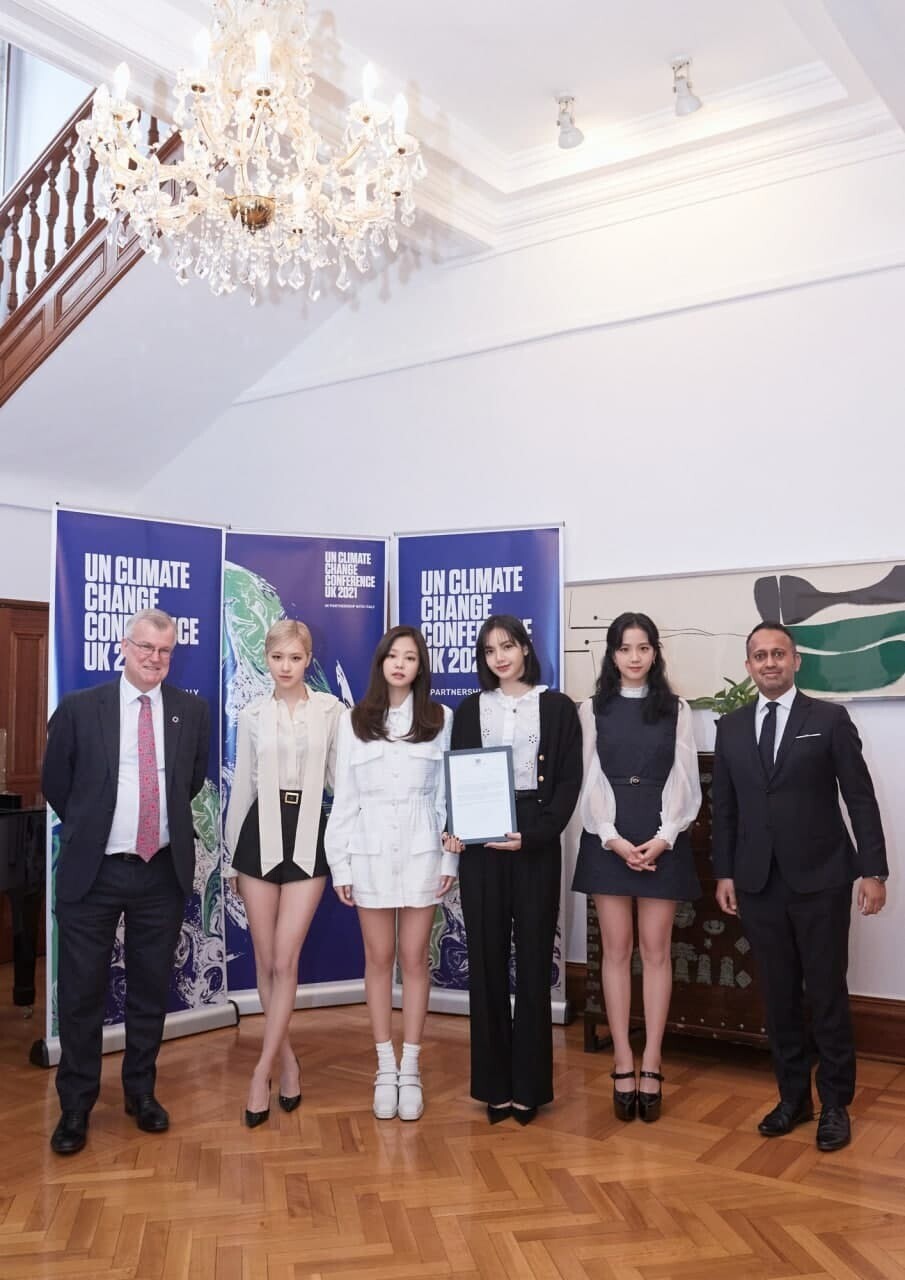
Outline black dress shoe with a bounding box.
[638,1070,664,1124]
[487,1104,512,1125]
[51,1110,88,1155]
[757,1097,814,1137]
[611,1070,637,1122]
[512,1106,538,1126]
[244,1079,271,1129]
[816,1105,851,1152]
[124,1093,170,1132]
[279,1057,302,1112]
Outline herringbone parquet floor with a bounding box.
[2,972,905,1280]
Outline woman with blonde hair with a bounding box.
[225,619,343,1126]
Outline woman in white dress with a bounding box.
[224,619,343,1127]
[326,625,456,1121]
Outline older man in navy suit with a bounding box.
[42,608,210,1155]
[712,621,887,1153]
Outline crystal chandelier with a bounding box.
[76,0,426,302]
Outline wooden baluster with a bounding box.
[24,180,41,296]
[148,116,160,151]
[64,140,79,250]
[44,154,62,275]
[0,210,8,315]
[83,146,97,232]
[6,199,23,315]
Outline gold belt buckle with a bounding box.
[283,791,300,805]
[629,776,641,785]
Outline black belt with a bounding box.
[281,789,301,805]
[609,776,658,786]
[109,844,170,863]
[515,789,539,799]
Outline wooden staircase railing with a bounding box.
[0,92,177,409]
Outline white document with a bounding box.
[445,746,516,844]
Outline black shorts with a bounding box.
[232,792,328,884]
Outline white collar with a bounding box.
[756,685,797,715]
[387,692,414,719]
[490,684,546,704]
[121,674,163,706]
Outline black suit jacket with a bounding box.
[42,679,211,903]
[451,689,581,853]
[711,690,887,893]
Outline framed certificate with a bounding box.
[444,746,517,845]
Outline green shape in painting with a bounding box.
[798,641,905,693]
[790,610,905,654]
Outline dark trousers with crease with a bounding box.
[459,802,561,1108]
[737,859,855,1108]
[55,847,186,1113]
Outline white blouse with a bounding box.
[577,692,701,849]
[224,690,343,876]
[325,695,457,908]
[479,685,548,790]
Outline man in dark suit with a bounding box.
[712,621,887,1153]
[42,608,210,1155]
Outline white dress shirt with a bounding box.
[325,695,457,908]
[577,691,701,849]
[106,675,168,855]
[224,691,342,876]
[479,685,547,789]
[754,685,797,761]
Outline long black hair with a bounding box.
[351,626,444,743]
[593,612,678,722]
[475,614,542,690]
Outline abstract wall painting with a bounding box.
[566,560,905,703]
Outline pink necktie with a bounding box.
[136,694,161,860]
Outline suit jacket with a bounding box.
[451,689,581,854]
[711,690,887,893]
[42,679,211,903]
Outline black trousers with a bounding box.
[55,848,186,1112]
[459,815,561,1108]
[737,860,854,1108]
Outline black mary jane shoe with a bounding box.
[611,1069,637,1122]
[487,1103,512,1125]
[279,1058,302,1113]
[637,1070,664,1123]
[244,1079,272,1129]
[512,1106,538,1126]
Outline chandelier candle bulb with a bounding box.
[193,28,211,75]
[113,62,131,101]
[254,30,272,84]
[392,93,409,143]
[361,61,379,110]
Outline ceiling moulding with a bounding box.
[235,251,905,406]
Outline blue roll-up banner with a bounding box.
[43,507,233,1065]
[393,525,568,1021]
[222,531,387,1011]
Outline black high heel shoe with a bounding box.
[611,1069,637,1122]
[278,1057,302,1113]
[637,1070,663,1123]
[244,1078,272,1128]
[487,1103,512,1125]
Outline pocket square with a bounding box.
[795,732,821,739]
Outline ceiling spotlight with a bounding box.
[556,96,585,149]
[672,58,702,116]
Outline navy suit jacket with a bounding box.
[42,679,211,903]
[711,690,887,894]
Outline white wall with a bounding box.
[136,261,905,999]
[3,45,90,192]
[0,504,51,601]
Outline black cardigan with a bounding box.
[451,688,582,854]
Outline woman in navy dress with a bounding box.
[572,612,701,1122]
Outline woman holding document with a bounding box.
[326,626,456,1122]
[446,615,581,1124]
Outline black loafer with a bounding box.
[51,1110,88,1155]
[124,1093,170,1132]
[816,1105,851,1152]
[757,1097,814,1137]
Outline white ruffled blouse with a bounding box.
[479,685,548,790]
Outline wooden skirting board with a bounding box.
[566,962,905,1063]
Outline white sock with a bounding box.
[400,1042,421,1078]
[376,1041,397,1076]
